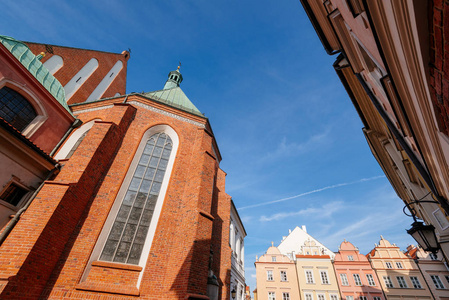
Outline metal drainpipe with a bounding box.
[355,73,449,216]
[0,165,60,246]
[50,118,83,157]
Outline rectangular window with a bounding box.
[373,297,381,300]
[383,276,394,288]
[385,262,392,269]
[272,256,277,262]
[267,270,273,281]
[340,273,349,286]
[397,276,408,288]
[283,293,290,300]
[445,275,449,284]
[346,297,354,300]
[318,295,325,300]
[431,275,445,289]
[330,295,338,300]
[410,276,422,289]
[305,294,313,300]
[321,270,330,284]
[359,297,367,300]
[269,292,276,300]
[429,253,438,260]
[347,255,354,261]
[353,274,362,286]
[396,262,403,269]
[366,274,375,286]
[0,182,29,206]
[305,270,314,283]
[280,270,288,282]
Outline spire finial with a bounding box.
[271,241,274,247]
[178,61,181,70]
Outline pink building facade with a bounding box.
[334,241,384,300]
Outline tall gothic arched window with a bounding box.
[99,132,173,265]
[0,86,37,131]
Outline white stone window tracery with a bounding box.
[83,125,179,286]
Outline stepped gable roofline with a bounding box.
[266,245,281,255]
[377,235,398,248]
[338,240,358,251]
[278,226,335,258]
[0,35,72,116]
[24,40,131,58]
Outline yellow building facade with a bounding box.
[367,237,433,300]
[295,240,340,300]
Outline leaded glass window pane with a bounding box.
[99,132,172,264]
[0,86,37,131]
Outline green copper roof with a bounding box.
[143,87,202,116]
[0,35,72,115]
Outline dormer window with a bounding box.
[0,86,37,131]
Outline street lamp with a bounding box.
[231,287,236,299]
[407,221,439,253]
[403,197,440,253]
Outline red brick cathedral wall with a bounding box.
[25,42,129,105]
[0,95,232,300]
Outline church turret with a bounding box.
[163,64,183,89]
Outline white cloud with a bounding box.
[259,201,343,222]
[238,175,385,210]
[261,130,330,162]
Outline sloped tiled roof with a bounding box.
[142,87,202,116]
[0,35,72,116]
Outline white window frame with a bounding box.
[395,262,403,269]
[410,276,422,289]
[317,294,325,300]
[347,255,354,261]
[267,270,273,281]
[346,297,353,300]
[305,293,313,300]
[81,125,179,286]
[396,276,407,288]
[305,269,315,283]
[359,297,367,300]
[385,262,392,269]
[55,119,100,160]
[330,295,338,300]
[272,256,277,262]
[268,291,276,300]
[366,274,375,286]
[0,79,48,137]
[431,275,445,289]
[320,270,330,284]
[280,270,288,282]
[353,274,362,286]
[340,273,349,286]
[373,297,381,300]
[282,292,290,300]
[383,276,394,288]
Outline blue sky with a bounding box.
[3,0,416,292]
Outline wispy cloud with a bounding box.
[261,130,330,162]
[259,201,343,222]
[238,175,385,210]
